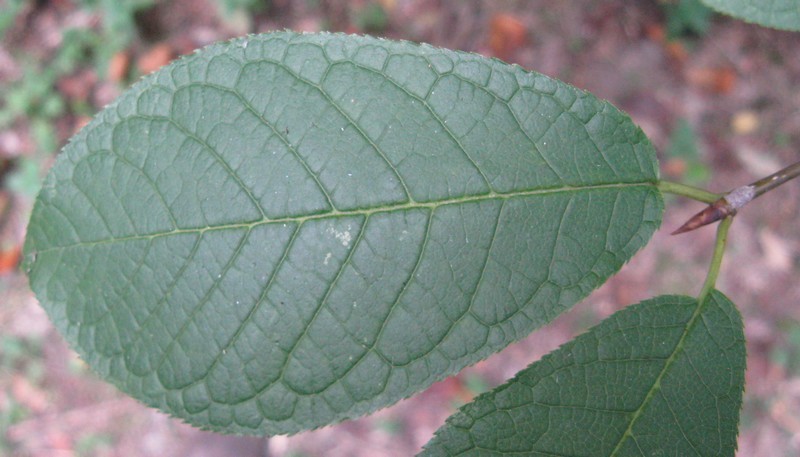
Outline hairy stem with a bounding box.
[698,216,733,302]
[657,180,721,203]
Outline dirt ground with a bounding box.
[1,1,799,456]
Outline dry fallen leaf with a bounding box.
[687,66,737,94]
[488,13,528,60]
[72,116,92,135]
[0,190,20,275]
[645,24,688,63]
[645,23,666,42]
[0,245,21,274]
[137,43,174,75]
[759,229,793,272]
[665,41,689,62]
[56,69,97,103]
[108,50,131,82]
[378,0,396,11]
[663,157,688,178]
[732,110,760,135]
[11,375,49,414]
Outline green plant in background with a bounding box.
[76,0,155,71]
[74,432,114,457]
[0,27,104,198]
[214,0,270,33]
[0,59,64,151]
[771,320,800,376]
[665,118,711,186]
[215,0,270,18]
[0,0,278,200]
[0,335,45,455]
[0,0,146,137]
[354,2,390,33]
[662,0,715,38]
[5,27,103,119]
[0,0,26,40]
[19,2,800,457]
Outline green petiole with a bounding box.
[698,216,733,303]
[657,180,721,204]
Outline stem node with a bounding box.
[668,159,800,235]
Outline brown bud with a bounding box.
[671,198,736,235]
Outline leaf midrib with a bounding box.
[32,181,656,255]
[609,294,713,456]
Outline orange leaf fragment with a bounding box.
[137,43,175,75]
[731,110,759,135]
[663,158,688,178]
[665,41,688,62]
[488,13,528,60]
[11,375,48,413]
[687,66,737,94]
[645,23,666,43]
[108,50,131,82]
[0,245,21,274]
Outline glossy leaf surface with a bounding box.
[423,291,746,456]
[701,0,800,31]
[24,32,662,434]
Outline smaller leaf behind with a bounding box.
[421,290,745,457]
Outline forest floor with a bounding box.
[1,1,799,456]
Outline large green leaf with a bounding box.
[422,291,746,456]
[23,32,662,434]
[701,0,800,31]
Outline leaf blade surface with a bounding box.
[24,32,662,434]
